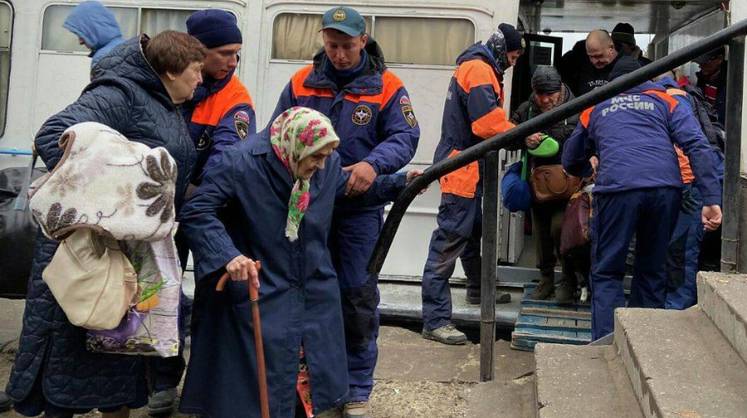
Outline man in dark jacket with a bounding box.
[695,47,727,128]
[581,30,621,95]
[509,66,583,303]
[560,30,621,97]
[610,22,652,67]
[558,39,590,97]
[269,6,419,417]
[562,57,722,340]
[420,24,523,346]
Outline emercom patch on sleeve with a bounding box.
[234,110,251,139]
[400,96,418,128]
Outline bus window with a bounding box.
[271,13,472,66]
[272,12,372,60]
[374,17,474,66]
[41,6,210,53]
[0,1,9,135]
[141,8,193,35]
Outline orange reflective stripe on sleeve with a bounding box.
[579,107,594,128]
[455,60,500,94]
[471,107,515,139]
[644,89,678,113]
[439,149,479,198]
[291,65,334,99]
[674,146,695,184]
[666,88,687,97]
[191,75,254,126]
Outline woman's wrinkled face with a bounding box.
[165,61,203,104]
[297,143,337,180]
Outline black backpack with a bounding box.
[0,156,46,299]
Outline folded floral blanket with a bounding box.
[29,121,177,241]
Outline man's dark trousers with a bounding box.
[422,193,482,332]
[590,187,681,340]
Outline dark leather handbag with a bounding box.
[531,164,582,202]
[0,155,46,299]
[560,190,592,256]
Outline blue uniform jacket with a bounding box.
[178,131,405,418]
[562,81,720,206]
[434,43,514,199]
[63,1,123,66]
[183,70,256,183]
[269,42,419,204]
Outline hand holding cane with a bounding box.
[216,260,270,418]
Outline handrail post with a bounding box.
[480,151,499,381]
[722,36,745,272]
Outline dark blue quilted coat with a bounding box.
[5,35,195,411]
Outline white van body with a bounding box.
[0,0,520,279]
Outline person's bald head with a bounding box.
[586,30,618,69]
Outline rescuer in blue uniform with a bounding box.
[562,57,722,340]
[184,9,256,186]
[270,6,419,417]
[420,24,524,345]
[147,10,257,415]
[656,73,724,309]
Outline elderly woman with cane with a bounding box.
[178,106,421,418]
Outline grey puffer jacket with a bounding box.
[6,35,195,409]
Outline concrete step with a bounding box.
[697,271,747,364]
[615,307,747,418]
[534,344,642,418]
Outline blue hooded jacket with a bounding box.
[433,42,515,199]
[63,1,123,66]
[562,81,720,206]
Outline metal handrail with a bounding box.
[368,18,747,274]
[0,148,33,156]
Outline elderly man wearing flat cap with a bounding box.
[508,66,585,303]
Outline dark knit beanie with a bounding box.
[498,23,524,52]
[531,66,562,93]
[608,55,641,81]
[611,22,636,46]
[187,10,242,48]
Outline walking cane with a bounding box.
[216,261,270,418]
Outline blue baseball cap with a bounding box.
[321,6,365,37]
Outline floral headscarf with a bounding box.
[269,107,340,241]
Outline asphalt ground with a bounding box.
[0,299,535,418]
